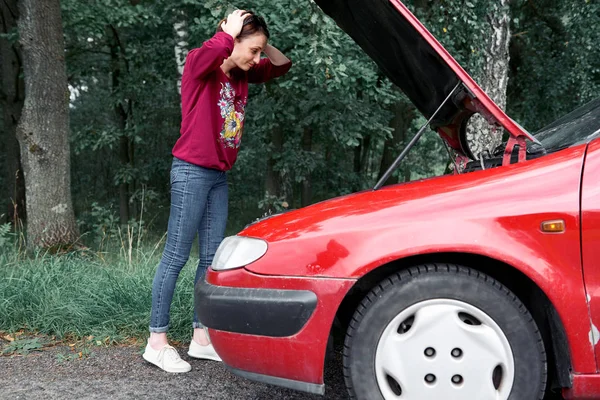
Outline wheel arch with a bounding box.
[330,253,572,392]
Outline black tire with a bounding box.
[343,264,547,400]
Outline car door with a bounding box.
[581,136,600,369]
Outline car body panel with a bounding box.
[205,141,600,395]
[564,375,600,399]
[205,268,355,385]
[238,144,596,373]
[581,138,600,367]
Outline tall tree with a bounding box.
[107,24,135,225]
[16,0,79,249]
[465,0,512,159]
[0,0,25,224]
[508,0,599,131]
[63,0,173,232]
[300,126,313,206]
[173,8,189,96]
[264,125,284,209]
[378,99,415,185]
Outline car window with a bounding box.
[533,97,600,151]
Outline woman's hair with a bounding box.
[216,11,270,40]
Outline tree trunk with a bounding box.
[108,25,131,225]
[16,0,79,249]
[466,0,511,158]
[129,136,137,219]
[4,137,25,224]
[353,144,361,175]
[300,127,313,207]
[118,136,130,225]
[0,0,26,224]
[379,101,415,185]
[173,9,189,96]
[265,127,283,212]
[352,135,372,191]
[361,136,371,174]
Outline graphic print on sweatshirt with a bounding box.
[217,82,247,149]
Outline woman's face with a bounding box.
[231,33,268,71]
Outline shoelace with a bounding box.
[157,345,183,366]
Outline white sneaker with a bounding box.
[143,343,192,373]
[188,339,222,362]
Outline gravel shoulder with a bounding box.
[0,343,349,400]
[0,340,566,399]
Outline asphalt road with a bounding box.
[0,344,566,400]
[0,345,348,400]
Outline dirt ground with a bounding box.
[0,343,349,400]
[0,338,566,400]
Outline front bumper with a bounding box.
[195,268,355,394]
[196,279,318,337]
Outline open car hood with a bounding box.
[314,0,536,158]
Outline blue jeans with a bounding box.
[149,157,228,333]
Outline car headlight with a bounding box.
[212,236,268,271]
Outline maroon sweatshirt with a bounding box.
[173,32,292,171]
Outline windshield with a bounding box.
[533,97,600,151]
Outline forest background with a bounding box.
[0,0,598,343]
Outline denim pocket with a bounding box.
[170,159,188,185]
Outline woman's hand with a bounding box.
[221,10,250,39]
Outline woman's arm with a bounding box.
[264,44,291,66]
[184,10,249,81]
[184,33,234,81]
[248,44,292,83]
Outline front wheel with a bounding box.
[343,264,547,400]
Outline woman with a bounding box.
[143,10,292,373]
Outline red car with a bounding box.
[196,1,600,399]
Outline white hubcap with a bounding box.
[375,299,515,400]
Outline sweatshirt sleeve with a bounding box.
[184,32,234,81]
[247,58,293,84]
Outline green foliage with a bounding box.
[55,340,96,362]
[0,27,19,44]
[1,337,44,356]
[63,0,181,223]
[56,350,92,363]
[408,0,492,75]
[50,0,600,238]
[258,193,290,214]
[0,223,12,248]
[77,202,120,241]
[507,0,600,131]
[0,249,195,343]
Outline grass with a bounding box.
[1,337,44,356]
[0,240,200,345]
